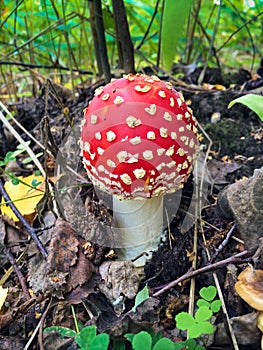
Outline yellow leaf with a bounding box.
[1,175,45,222]
[0,286,8,310]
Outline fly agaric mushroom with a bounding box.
[235,265,263,349]
[80,73,198,266]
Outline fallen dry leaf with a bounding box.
[207,159,240,185]
[99,261,140,315]
[66,237,97,292]
[45,219,98,298]
[1,175,45,222]
[46,218,79,298]
[47,218,79,274]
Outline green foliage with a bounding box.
[228,94,263,121]
[44,324,110,350]
[125,330,175,350]
[44,286,221,349]
[175,285,222,342]
[0,141,31,167]
[132,285,149,312]
[176,310,214,338]
[161,0,194,72]
[0,141,43,167]
[197,286,222,313]
[0,0,262,91]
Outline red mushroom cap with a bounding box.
[80,74,198,199]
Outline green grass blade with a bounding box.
[160,0,194,72]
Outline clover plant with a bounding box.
[44,324,110,350]
[44,286,221,349]
[175,285,222,349]
[125,330,175,350]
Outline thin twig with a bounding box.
[5,248,31,299]
[0,177,48,258]
[0,61,93,74]
[136,0,161,51]
[0,249,27,285]
[37,298,53,350]
[209,223,237,263]
[152,250,250,297]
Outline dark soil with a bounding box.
[0,66,262,350]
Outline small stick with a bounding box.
[5,248,31,300]
[0,177,48,258]
[209,223,237,263]
[153,250,250,297]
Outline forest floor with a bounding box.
[0,66,262,350]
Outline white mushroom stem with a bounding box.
[113,195,164,267]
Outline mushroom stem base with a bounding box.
[113,196,163,267]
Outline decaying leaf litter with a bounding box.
[0,67,263,350]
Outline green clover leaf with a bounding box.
[199,286,217,301]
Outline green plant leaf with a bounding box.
[228,94,263,121]
[188,321,214,338]
[102,7,114,30]
[195,306,213,322]
[22,152,43,164]
[188,323,203,338]
[210,299,222,313]
[196,299,210,309]
[132,285,149,312]
[11,177,20,185]
[16,141,31,150]
[112,339,126,350]
[31,178,42,188]
[174,342,188,350]
[132,331,152,350]
[148,329,163,346]
[161,0,194,72]
[184,338,199,350]
[175,312,195,330]
[89,333,110,350]
[2,151,16,165]
[153,337,175,350]
[75,325,97,347]
[199,286,217,301]
[44,326,76,338]
[124,333,135,343]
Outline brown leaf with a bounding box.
[64,279,99,304]
[61,190,114,247]
[207,159,240,184]
[98,261,140,315]
[66,237,97,292]
[47,218,79,274]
